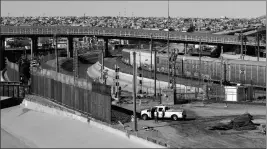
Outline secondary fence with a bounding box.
[0,82,30,98]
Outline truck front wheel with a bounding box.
[172,115,178,121]
[142,114,148,120]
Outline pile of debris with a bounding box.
[209,113,258,131]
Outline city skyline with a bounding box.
[1,1,266,18]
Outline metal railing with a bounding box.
[0,82,30,98]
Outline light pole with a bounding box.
[150,35,153,79]
[132,51,137,131]
[167,0,170,88]
[154,41,157,101]
[240,28,244,60]
[101,39,105,84]
[73,41,79,79]
[84,13,86,24]
[198,38,202,97]
[54,34,59,73]
[256,28,260,61]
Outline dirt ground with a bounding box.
[121,101,266,148]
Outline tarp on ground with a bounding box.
[208,113,258,131]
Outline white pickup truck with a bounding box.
[141,105,186,121]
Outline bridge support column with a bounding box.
[30,37,38,60]
[184,43,188,55]
[220,45,224,57]
[104,38,109,57]
[150,35,153,79]
[67,37,73,58]
[0,38,5,71]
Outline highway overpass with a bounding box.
[0,26,265,46]
[0,26,265,70]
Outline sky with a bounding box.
[1,1,266,18]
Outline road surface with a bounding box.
[1,106,152,148]
[1,128,33,148]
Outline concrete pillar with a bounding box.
[67,37,73,58]
[150,35,153,78]
[55,36,59,72]
[221,45,224,57]
[104,38,109,57]
[0,38,5,71]
[184,43,188,55]
[30,37,38,60]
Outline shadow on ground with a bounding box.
[1,97,24,109]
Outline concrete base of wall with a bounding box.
[21,99,166,148]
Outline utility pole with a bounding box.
[84,13,86,24]
[198,38,202,96]
[54,34,59,72]
[132,52,137,132]
[240,29,244,60]
[73,41,79,79]
[138,52,143,94]
[154,43,157,101]
[167,0,170,88]
[101,39,105,84]
[257,29,260,61]
[150,35,153,79]
[169,48,178,102]
[266,38,267,109]
[220,45,224,86]
[115,64,120,101]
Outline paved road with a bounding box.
[1,128,33,148]
[1,106,151,148]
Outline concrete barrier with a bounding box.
[22,100,88,123]
[21,99,166,148]
[2,69,10,82]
